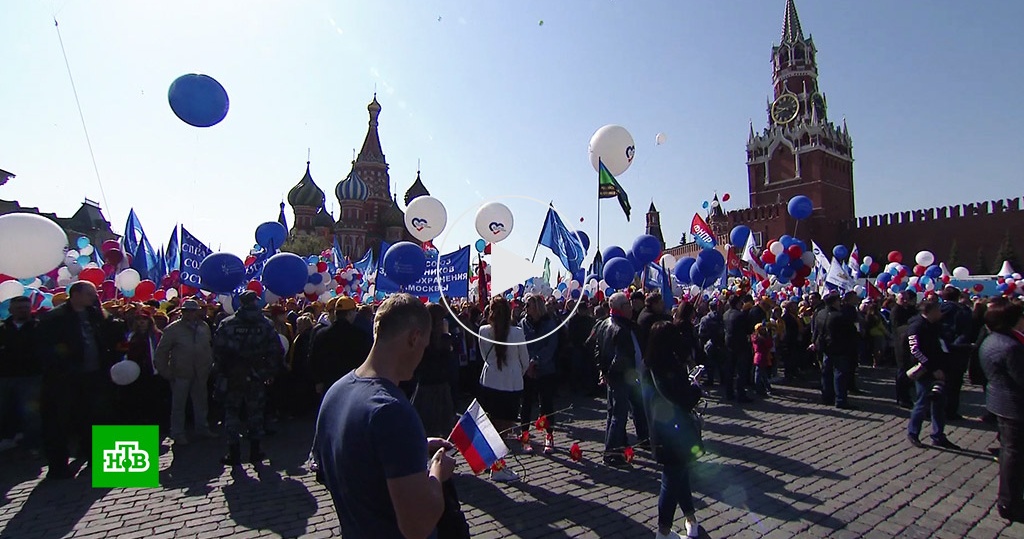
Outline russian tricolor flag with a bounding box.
[448,399,509,475]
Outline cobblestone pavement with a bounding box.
[0,368,1019,538]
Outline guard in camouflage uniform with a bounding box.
[212,291,284,466]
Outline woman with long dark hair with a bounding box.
[477,297,530,482]
[978,297,1024,524]
[643,320,702,538]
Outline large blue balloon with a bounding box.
[262,253,309,297]
[576,231,591,253]
[695,249,726,282]
[833,245,849,260]
[730,225,751,248]
[255,221,288,251]
[198,253,246,293]
[602,246,626,263]
[168,74,229,128]
[603,257,635,290]
[626,251,643,274]
[631,235,661,265]
[383,242,427,287]
[925,265,942,279]
[673,257,696,284]
[689,263,718,289]
[788,195,813,220]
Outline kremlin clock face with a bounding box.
[771,94,800,124]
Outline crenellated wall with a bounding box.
[840,196,1024,274]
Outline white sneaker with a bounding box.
[490,467,519,482]
[684,518,700,538]
[654,531,680,539]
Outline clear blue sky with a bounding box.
[3,0,1023,264]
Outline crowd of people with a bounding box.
[0,278,1021,536]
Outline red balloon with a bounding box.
[153,290,166,301]
[973,284,985,293]
[305,292,318,301]
[103,248,124,265]
[101,240,120,254]
[869,262,880,274]
[180,285,198,296]
[898,267,909,277]
[888,251,903,264]
[762,251,776,265]
[134,280,157,301]
[913,265,925,277]
[170,270,181,280]
[798,265,812,278]
[793,276,806,288]
[244,255,257,267]
[0,274,14,283]
[942,275,951,284]
[79,267,105,286]
[317,262,328,273]
[246,280,264,295]
[786,245,803,259]
[760,279,771,289]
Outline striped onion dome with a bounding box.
[287,162,326,208]
[335,166,369,203]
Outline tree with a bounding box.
[993,231,1020,275]
[946,240,960,269]
[976,247,988,276]
[280,233,329,258]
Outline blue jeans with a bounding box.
[659,462,696,530]
[821,355,850,406]
[605,377,648,454]
[908,379,947,442]
[754,365,770,395]
[0,376,42,448]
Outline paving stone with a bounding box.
[0,372,1015,538]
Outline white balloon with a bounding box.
[655,132,667,146]
[801,252,815,267]
[165,288,179,300]
[589,124,636,176]
[770,242,785,256]
[952,266,970,279]
[405,196,448,242]
[57,275,72,287]
[264,290,280,303]
[0,213,69,279]
[80,244,94,256]
[110,360,141,386]
[307,264,318,276]
[474,202,514,243]
[689,285,702,296]
[66,250,80,260]
[863,256,873,266]
[0,280,25,303]
[116,268,141,291]
[1015,273,1023,281]
[303,283,316,295]
[915,250,935,267]
[660,254,676,268]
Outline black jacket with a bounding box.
[34,304,124,377]
[822,305,859,357]
[906,315,948,375]
[939,301,973,351]
[636,307,671,353]
[979,331,1024,421]
[586,315,639,383]
[723,308,753,348]
[309,318,372,387]
[640,354,702,466]
[0,317,40,377]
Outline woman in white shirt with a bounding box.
[478,297,531,481]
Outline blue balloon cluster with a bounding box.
[673,257,696,284]
[603,257,635,290]
[688,249,725,289]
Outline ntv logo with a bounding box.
[92,425,160,488]
[103,441,151,473]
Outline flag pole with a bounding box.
[596,190,601,255]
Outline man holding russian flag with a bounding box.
[313,294,458,539]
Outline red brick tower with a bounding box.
[745,0,854,247]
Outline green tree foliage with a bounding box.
[993,231,1020,274]
[280,233,330,258]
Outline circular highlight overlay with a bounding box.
[436,195,585,347]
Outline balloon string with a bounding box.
[54,17,111,216]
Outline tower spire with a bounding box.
[781,0,804,44]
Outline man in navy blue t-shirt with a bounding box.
[314,294,456,539]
